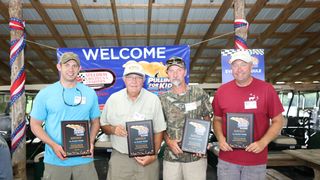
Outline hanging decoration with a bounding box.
[234,19,249,49]
[9,17,26,152]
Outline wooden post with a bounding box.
[9,0,27,179]
[234,0,248,49]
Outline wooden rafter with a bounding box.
[20,2,320,9]
[25,59,50,83]
[30,0,66,47]
[0,1,9,19]
[267,31,320,81]
[146,0,152,46]
[274,49,320,82]
[0,4,56,84]
[252,0,304,47]
[291,63,320,82]
[0,32,318,40]
[265,8,320,64]
[110,0,122,46]
[0,19,308,25]
[174,0,192,45]
[200,0,268,83]
[70,0,94,47]
[189,0,233,69]
[0,39,50,84]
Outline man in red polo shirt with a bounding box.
[212,50,284,180]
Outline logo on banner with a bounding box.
[221,49,265,83]
[77,69,116,90]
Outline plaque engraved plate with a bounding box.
[181,118,211,154]
[226,113,254,149]
[61,120,91,157]
[126,120,154,157]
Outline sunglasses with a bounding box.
[62,88,82,107]
[166,57,185,66]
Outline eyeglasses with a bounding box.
[62,88,82,107]
[166,57,185,66]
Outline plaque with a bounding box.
[226,113,254,149]
[61,120,91,157]
[126,120,154,157]
[181,118,211,154]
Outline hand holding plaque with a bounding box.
[61,120,91,157]
[181,118,211,154]
[226,113,254,149]
[126,120,154,157]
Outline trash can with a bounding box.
[33,151,44,180]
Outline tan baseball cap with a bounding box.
[59,52,80,66]
[123,60,145,77]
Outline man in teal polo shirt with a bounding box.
[30,52,101,180]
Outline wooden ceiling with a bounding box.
[0,0,320,86]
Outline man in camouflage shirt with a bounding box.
[160,57,213,180]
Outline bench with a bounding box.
[266,169,292,180]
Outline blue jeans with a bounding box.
[217,158,266,180]
[0,136,13,180]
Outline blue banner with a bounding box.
[221,49,265,83]
[57,45,190,107]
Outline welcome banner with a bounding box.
[57,45,190,106]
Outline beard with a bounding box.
[171,79,181,87]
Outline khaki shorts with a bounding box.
[43,162,98,180]
[107,150,159,180]
[163,158,207,180]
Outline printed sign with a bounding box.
[221,49,265,83]
[57,45,190,106]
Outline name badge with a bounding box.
[244,101,257,109]
[133,112,145,120]
[185,102,197,112]
[74,96,86,104]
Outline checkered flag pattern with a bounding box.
[77,73,86,83]
[221,49,264,56]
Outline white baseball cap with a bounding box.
[123,60,145,77]
[229,50,252,64]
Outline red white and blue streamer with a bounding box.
[234,19,249,50]
[11,120,26,152]
[9,17,26,152]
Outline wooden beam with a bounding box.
[146,0,152,46]
[0,7,56,76]
[0,18,307,25]
[289,63,320,82]
[200,0,268,83]
[252,0,304,47]
[265,8,320,64]
[0,1,9,19]
[30,0,67,47]
[174,0,192,45]
[274,49,320,82]
[110,0,121,46]
[190,0,233,69]
[19,2,320,9]
[267,31,320,82]
[0,38,51,83]
[70,0,94,47]
[0,32,319,41]
[25,60,50,83]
